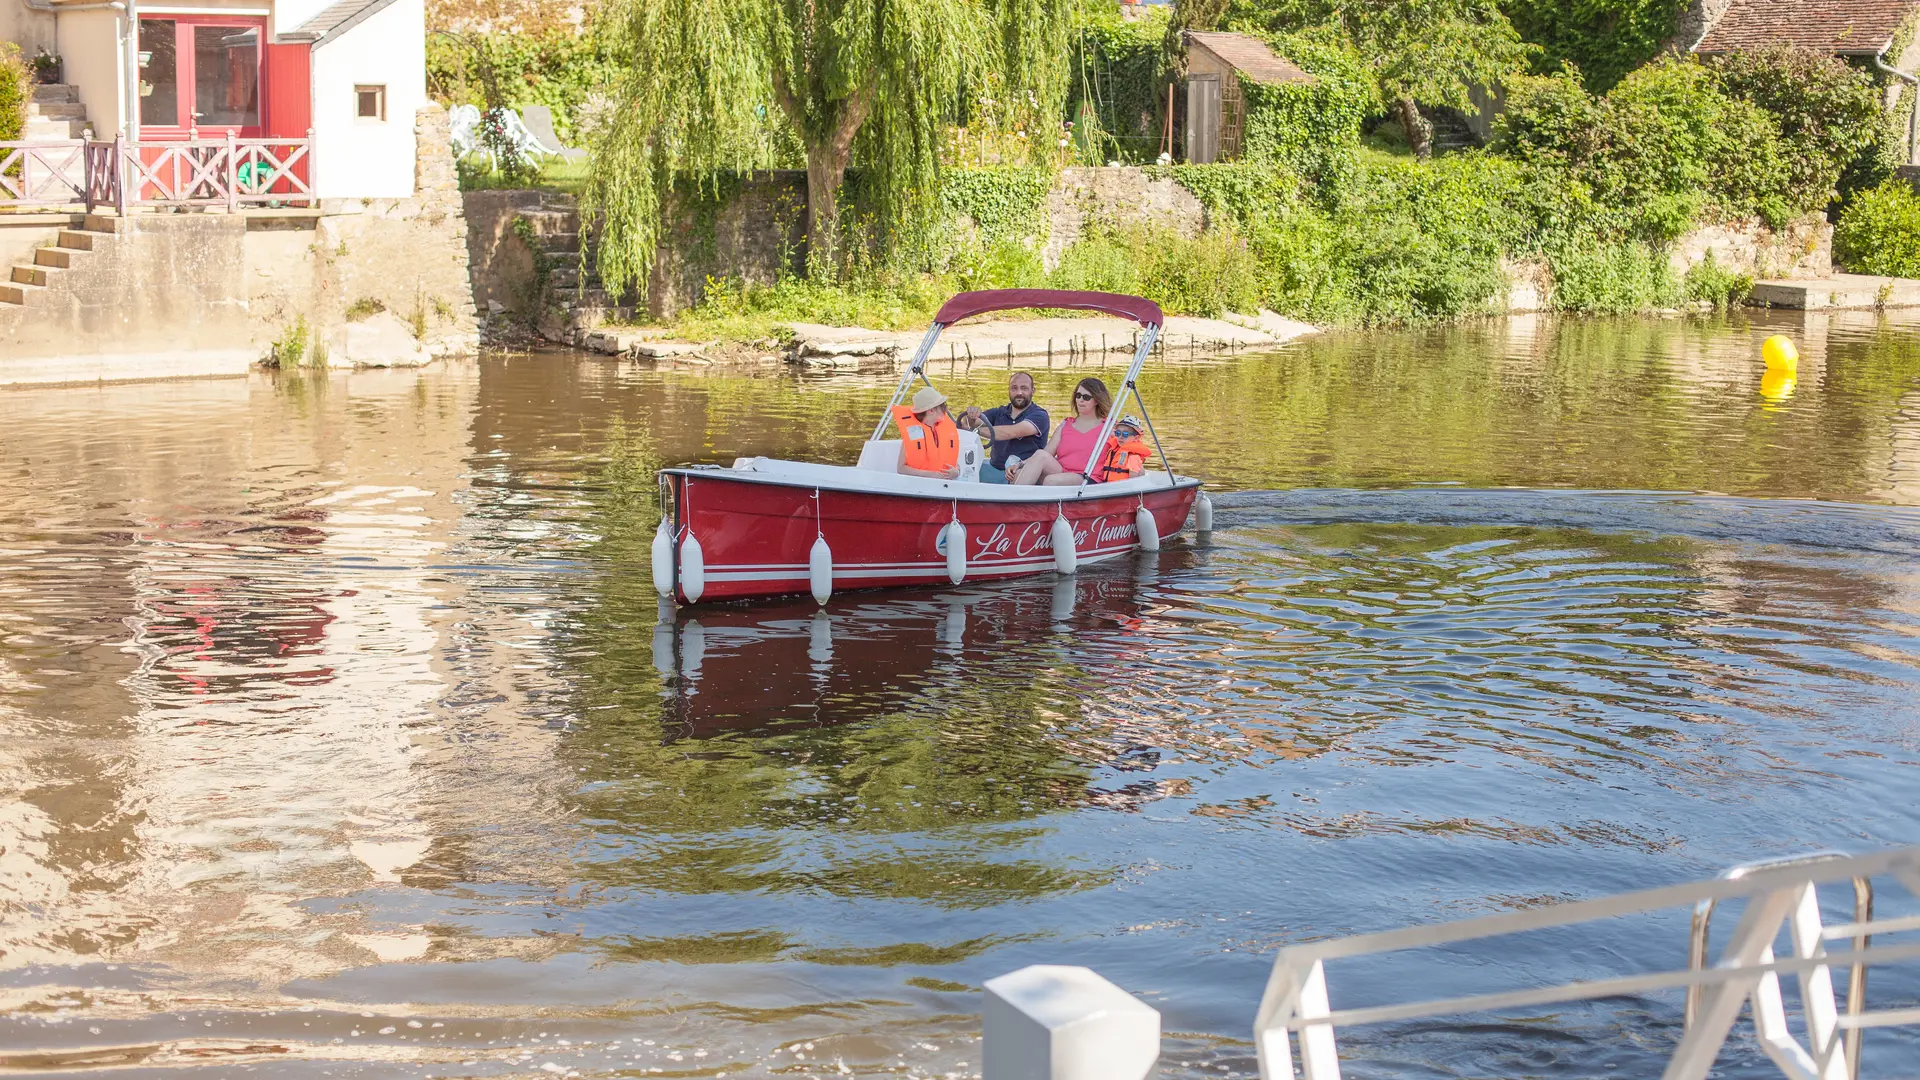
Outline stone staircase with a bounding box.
[1429,106,1480,154]
[0,214,121,309]
[515,195,634,345]
[25,85,91,141]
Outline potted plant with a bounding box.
[31,50,62,85]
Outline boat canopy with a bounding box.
[933,289,1164,328]
[872,289,1173,485]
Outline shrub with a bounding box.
[345,297,387,321]
[1068,3,1168,164]
[1833,179,1920,277]
[1546,236,1678,313]
[1504,0,1685,92]
[1708,45,1883,216]
[1050,222,1262,318]
[0,43,26,143]
[1240,26,1376,192]
[1681,252,1753,307]
[1498,57,1801,240]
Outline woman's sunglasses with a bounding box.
[1073,391,1093,400]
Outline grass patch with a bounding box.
[458,154,593,195]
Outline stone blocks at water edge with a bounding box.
[982,965,1160,1080]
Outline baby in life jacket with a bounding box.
[1097,415,1152,481]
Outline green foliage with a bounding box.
[1834,179,1920,277]
[1708,46,1884,215]
[1542,236,1677,313]
[1237,27,1375,188]
[344,297,387,321]
[1502,0,1685,91]
[1051,222,1262,317]
[1069,3,1170,163]
[1233,0,1532,151]
[1497,57,1821,242]
[938,166,1053,246]
[0,43,26,144]
[269,316,315,367]
[584,0,1080,291]
[427,24,621,143]
[1682,252,1753,308]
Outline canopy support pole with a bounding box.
[870,324,948,442]
[1080,324,1161,483]
[1131,386,1176,483]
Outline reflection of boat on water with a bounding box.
[650,569,1167,739]
[654,291,1209,605]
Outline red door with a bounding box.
[138,16,267,138]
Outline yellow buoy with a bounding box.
[1759,369,1796,402]
[1761,334,1799,376]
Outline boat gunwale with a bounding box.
[659,463,1203,506]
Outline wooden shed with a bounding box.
[1183,31,1316,164]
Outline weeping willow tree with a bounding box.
[582,0,1079,292]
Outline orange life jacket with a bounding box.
[891,405,960,473]
[1096,435,1152,482]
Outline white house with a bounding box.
[3,0,427,199]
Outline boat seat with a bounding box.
[857,440,903,472]
[856,434,983,481]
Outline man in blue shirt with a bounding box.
[964,371,1049,484]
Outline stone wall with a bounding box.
[1502,215,1833,313]
[647,172,808,317]
[1665,214,1831,281]
[0,104,481,382]
[1042,167,1206,270]
[246,106,481,356]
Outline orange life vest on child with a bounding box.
[891,405,960,473]
[1096,435,1152,482]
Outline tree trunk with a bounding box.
[803,143,850,280]
[799,89,872,280]
[1396,97,1433,160]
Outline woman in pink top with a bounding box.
[1010,377,1111,486]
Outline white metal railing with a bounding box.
[0,133,313,212]
[1252,847,1920,1080]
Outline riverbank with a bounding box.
[569,309,1320,367]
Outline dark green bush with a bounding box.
[1833,179,1920,277]
[0,43,26,143]
[1239,26,1376,191]
[1503,0,1685,92]
[1708,45,1883,215]
[1498,57,1805,241]
[1069,3,1168,163]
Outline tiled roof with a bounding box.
[1694,0,1920,55]
[284,0,405,45]
[1185,32,1316,85]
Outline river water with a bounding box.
[2,309,1919,1078]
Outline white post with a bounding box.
[983,965,1159,1080]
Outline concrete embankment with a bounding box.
[575,310,1319,368]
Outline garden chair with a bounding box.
[521,106,587,161]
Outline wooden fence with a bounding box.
[0,134,314,212]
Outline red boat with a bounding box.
[652,290,1211,605]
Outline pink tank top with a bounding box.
[1054,419,1103,473]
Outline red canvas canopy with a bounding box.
[932,289,1165,328]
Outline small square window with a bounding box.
[355,84,386,121]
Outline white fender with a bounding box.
[1195,491,1214,532]
[1052,514,1077,575]
[1135,506,1160,552]
[945,521,967,584]
[651,518,675,597]
[679,532,705,603]
[809,535,833,605]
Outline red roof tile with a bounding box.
[1185,32,1317,85]
[1694,0,1920,55]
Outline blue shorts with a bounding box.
[978,462,1008,484]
